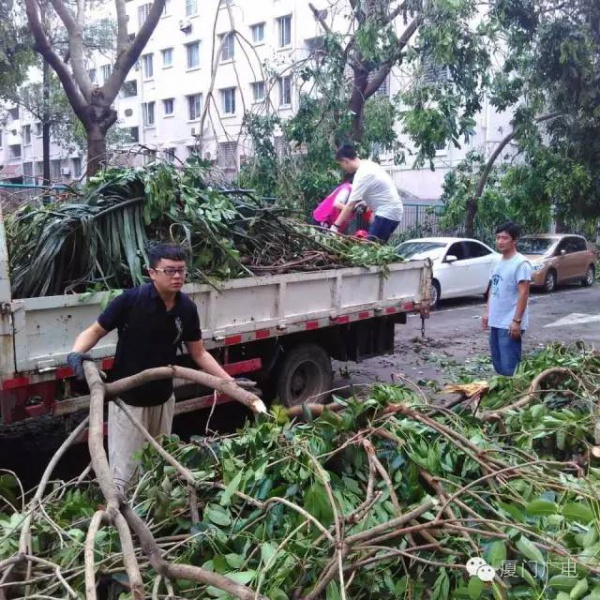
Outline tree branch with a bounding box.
[48,0,92,101]
[114,0,130,55]
[23,0,87,117]
[106,0,166,102]
[308,2,333,35]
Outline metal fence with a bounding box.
[0,183,69,214]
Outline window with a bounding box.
[50,159,61,180]
[220,33,235,61]
[0,130,2,148]
[142,54,154,79]
[22,125,31,145]
[279,76,292,106]
[164,147,176,163]
[125,127,139,143]
[122,80,138,97]
[23,162,33,184]
[186,42,200,69]
[277,15,291,48]
[251,22,265,44]
[221,88,236,115]
[142,101,155,127]
[422,54,449,85]
[373,74,390,97]
[446,242,466,261]
[34,161,43,177]
[185,0,198,16]
[138,3,151,28]
[35,122,42,137]
[9,144,21,159]
[163,98,174,115]
[251,81,265,103]
[72,157,82,178]
[162,48,173,67]
[101,64,112,82]
[188,94,202,120]
[305,36,324,54]
[218,141,237,170]
[88,68,96,83]
[162,0,171,16]
[8,107,19,120]
[465,241,492,258]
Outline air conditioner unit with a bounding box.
[61,168,71,176]
[179,19,192,32]
[191,127,197,137]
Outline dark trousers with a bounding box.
[368,216,400,243]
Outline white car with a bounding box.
[396,237,500,308]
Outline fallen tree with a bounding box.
[6,160,399,299]
[0,343,599,599]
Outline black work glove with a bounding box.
[233,377,257,389]
[67,352,93,380]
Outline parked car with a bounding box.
[396,237,499,308]
[519,234,597,292]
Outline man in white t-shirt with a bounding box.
[482,221,532,376]
[331,142,404,242]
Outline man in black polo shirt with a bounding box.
[68,243,234,489]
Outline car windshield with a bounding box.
[396,241,447,259]
[518,238,556,255]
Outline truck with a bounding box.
[0,206,431,438]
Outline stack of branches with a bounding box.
[6,159,401,299]
[1,343,599,599]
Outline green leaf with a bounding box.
[224,553,244,569]
[548,576,579,591]
[571,579,589,600]
[204,504,232,527]
[563,503,595,524]
[261,542,277,566]
[485,541,507,567]
[526,499,559,516]
[220,470,243,506]
[468,577,484,599]
[515,537,545,565]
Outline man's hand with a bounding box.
[67,352,93,380]
[508,320,522,339]
[482,314,489,331]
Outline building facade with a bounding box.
[0,0,513,201]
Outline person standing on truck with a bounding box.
[331,142,404,243]
[67,243,235,490]
[482,222,532,376]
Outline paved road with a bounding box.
[335,283,600,388]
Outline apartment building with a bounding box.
[0,0,513,200]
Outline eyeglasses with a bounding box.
[153,268,187,277]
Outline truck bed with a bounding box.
[2,261,429,383]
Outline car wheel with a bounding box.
[430,280,440,310]
[544,269,557,293]
[582,265,595,287]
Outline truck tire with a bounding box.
[275,343,333,407]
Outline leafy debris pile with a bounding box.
[1,344,599,599]
[6,159,400,298]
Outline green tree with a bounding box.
[23,0,166,176]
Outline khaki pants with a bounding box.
[108,395,175,490]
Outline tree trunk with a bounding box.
[464,196,478,237]
[42,59,51,186]
[348,68,369,143]
[86,127,109,177]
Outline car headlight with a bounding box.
[532,263,545,272]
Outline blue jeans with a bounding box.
[489,327,523,376]
[368,216,400,243]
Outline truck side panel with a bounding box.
[5,261,428,378]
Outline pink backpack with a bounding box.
[312,182,352,226]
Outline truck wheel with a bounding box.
[276,343,333,407]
